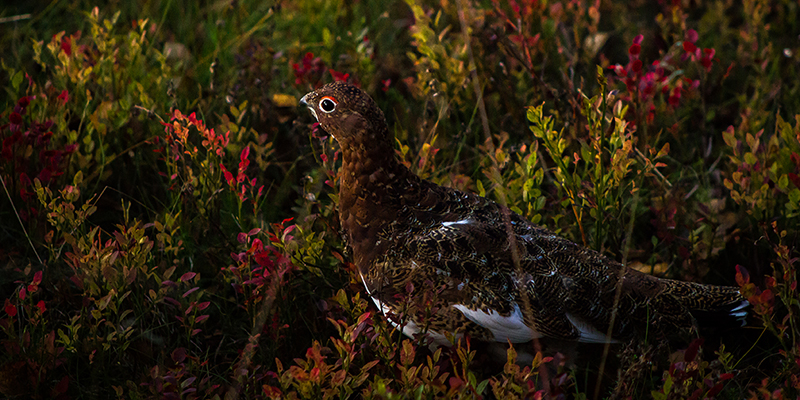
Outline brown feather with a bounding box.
[300,82,747,345]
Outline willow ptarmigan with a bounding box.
[300,81,747,347]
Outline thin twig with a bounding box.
[456,0,503,203]
[1,175,43,266]
[635,147,672,188]
[0,14,31,24]
[594,185,640,399]
[456,0,554,397]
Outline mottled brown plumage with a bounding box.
[300,81,747,346]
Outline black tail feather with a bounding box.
[690,299,749,329]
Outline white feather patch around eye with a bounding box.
[565,313,618,343]
[452,303,541,343]
[307,107,318,121]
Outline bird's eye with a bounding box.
[319,97,337,113]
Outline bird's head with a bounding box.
[300,82,389,145]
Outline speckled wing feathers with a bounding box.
[301,82,748,345]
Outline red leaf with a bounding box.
[687,388,703,400]
[329,69,350,82]
[684,338,704,362]
[263,385,282,397]
[172,347,187,363]
[4,300,17,317]
[32,271,42,285]
[181,272,197,282]
[685,29,698,43]
[735,265,750,286]
[54,375,69,394]
[759,289,774,306]
[791,153,800,167]
[765,276,776,288]
[449,376,465,390]
[183,287,200,298]
[788,173,800,189]
[60,36,72,55]
[57,90,69,105]
[706,382,724,397]
[255,251,273,268]
[632,59,642,72]
[220,163,234,185]
[187,112,199,125]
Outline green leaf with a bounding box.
[535,196,546,210]
[57,329,71,345]
[11,70,23,91]
[73,171,84,186]
[322,28,332,48]
[596,65,607,87]
[744,152,757,166]
[663,373,673,394]
[778,174,789,191]
[788,188,800,205]
[651,391,667,400]
[476,379,489,394]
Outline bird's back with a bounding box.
[363,178,746,344]
[300,81,747,346]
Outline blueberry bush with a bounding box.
[1,0,798,398]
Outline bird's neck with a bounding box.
[339,128,400,187]
[337,129,422,272]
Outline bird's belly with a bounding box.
[452,304,542,343]
[367,295,455,347]
[359,271,456,346]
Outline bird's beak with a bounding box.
[299,92,318,121]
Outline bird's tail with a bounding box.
[662,280,749,329]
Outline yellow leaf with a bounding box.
[272,93,297,108]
